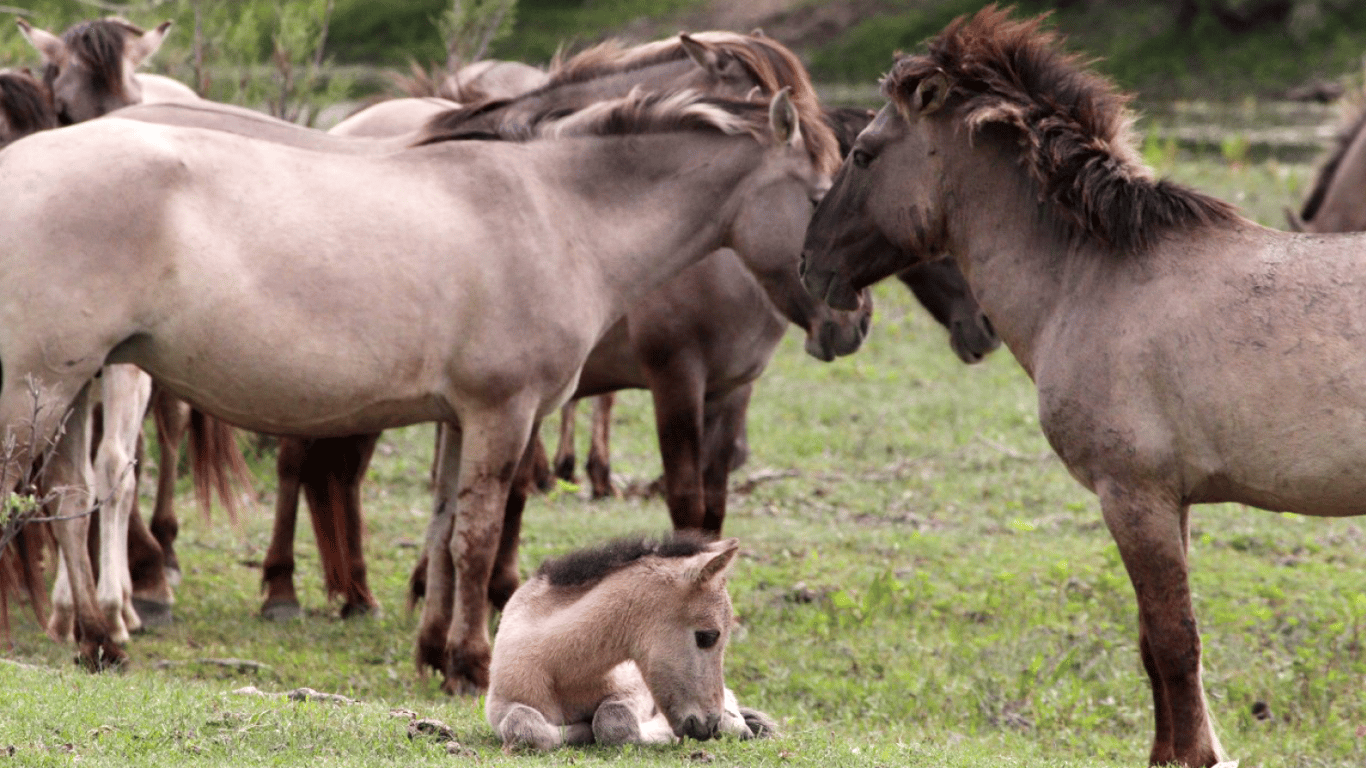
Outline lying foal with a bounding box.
[487,533,776,749]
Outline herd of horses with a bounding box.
[1,5,1363,765]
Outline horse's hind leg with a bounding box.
[496,703,563,750]
[299,434,380,618]
[552,400,577,482]
[261,436,306,621]
[149,386,190,585]
[92,365,153,642]
[1097,481,1225,768]
[699,383,752,535]
[586,393,615,499]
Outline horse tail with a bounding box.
[302,466,351,602]
[187,409,256,523]
[0,520,54,640]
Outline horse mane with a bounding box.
[883,5,1237,253]
[420,32,840,174]
[1298,93,1366,224]
[420,88,840,174]
[535,532,711,588]
[0,70,58,141]
[46,17,142,99]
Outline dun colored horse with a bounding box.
[801,7,1366,767]
[0,85,837,691]
[1292,92,1366,233]
[488,533,774,749]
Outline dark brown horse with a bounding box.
[801,7,1366,766]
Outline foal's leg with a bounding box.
[1097,480,1225,768]
[149,387,190,585]
[644,361,708,530]
[496,703,564,751]
[92,366,153,642]
[586,394,615,499]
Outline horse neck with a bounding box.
[1308,121,1366,233]
[552,132,773,322]
[936,130,1085,378]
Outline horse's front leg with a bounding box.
[699,383,753,535]
[586,393,616,499]
[489,425,540,610]
[261,436,307,621]
[149,386,190,585]
[643,362,707,530]
[431,408,535,695]
[1097,480,1226,768]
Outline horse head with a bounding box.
[0,68,58,147]
[18,16,171,124]
[635,536,740,741]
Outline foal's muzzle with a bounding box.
[680,713,721,741]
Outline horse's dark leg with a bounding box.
[1098,483,1223,768]
[261,436,307,621]
[528,428,553,492]
[126,504,174,627]
[644,362,707,531]
[553,400,577,482]
[586,393,615,499]
[149,387,190,585]
[698,384,752,535]
[489,428,538,610]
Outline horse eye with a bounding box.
[695,629,721,649]
[851,148,873,169]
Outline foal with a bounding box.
[487,534,774,749]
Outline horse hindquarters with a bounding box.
[1096,480,1226,768]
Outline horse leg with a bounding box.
[552,400,577,482]
[698,383,752,535]
[149,387,190,586]
[586,393,615,499]
[426,406,535,694]
[1097,480,1226,768]
[92,365,153,642]
[300,434,381,619]
[496,703,564,750]
[644,363,707,530]
[260,436,306,621]
[489,428,538,610]
[125,502,174,628]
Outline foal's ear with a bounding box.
[769,87,800,146]
[913,71,951,115]
[17,19,66,66]
[127,20,173,68]
[691,538,740,586]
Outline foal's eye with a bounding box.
[695,629,721,649]
[851,148,873,169]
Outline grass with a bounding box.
[3,135,1366,767]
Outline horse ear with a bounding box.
[17,18,66,66]
[914,71,951,115]
[127,20,173,68]
[769,87,800,147]
[692,538,740,586]
[1284,206,1306,232]
[679,33,718,71]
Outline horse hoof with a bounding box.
[132,597,175,628]
[76,640,128,672]
[164,566,183,588]
[260,600,302,622]
[592,701,641,745]
[340,602,381,620]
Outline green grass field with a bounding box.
[3,133,1365,767]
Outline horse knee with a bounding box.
[592,700,642,746]
[497,704,561,751]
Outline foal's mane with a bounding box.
[0,70,58,141]
[884,5,1237,253]
[420,32,839,173]
[421,88,841,175]
[535,532,711,588]
[46,17,141,98]
[1298,94,1366,224]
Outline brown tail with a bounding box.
[187,409,256,523]
[0,521,53,640]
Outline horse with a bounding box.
[1290,92,1366,233]
[487,533,775,749]
[0,84,837,692]
[0,68,58,146]
[17,16,198,124]
[548,105,1001,496]
[800,7,1366,767]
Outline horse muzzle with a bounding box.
[678,712,721,741]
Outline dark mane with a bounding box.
[1299,97,1366,224]
[535,532,710,588]
[49,18,141,99]
[883,5,1237,253]
[0,70,58,143]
